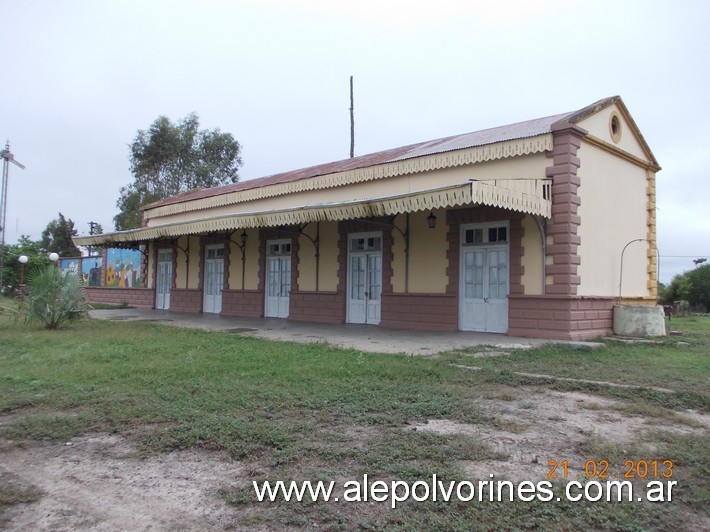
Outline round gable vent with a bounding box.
[609,112,622,143]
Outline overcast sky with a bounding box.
[2,0,708,282]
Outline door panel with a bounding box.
[279,257,291,317]
[486,249,508,333]
[366,254,382,324]
[203,246,224,314]
[349,255,366,323]
[461,250,485,331]
[156,251,172,310]
[265,256,290,318]
[348,252,381,325]
[460,247,508,333]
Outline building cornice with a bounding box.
[581,135,661,171]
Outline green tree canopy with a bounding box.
[686,264,710,310]
[41,213,81,257]
[661,263,710,311]
[114,113,243,230]
[1,235,50,295]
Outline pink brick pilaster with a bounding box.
[545,122,587,296]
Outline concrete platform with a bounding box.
[89,309,599,355]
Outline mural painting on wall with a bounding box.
[106,248,142,288]
[59,258,80,276]
[82,256,102,287]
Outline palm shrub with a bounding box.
[24,266,88,329]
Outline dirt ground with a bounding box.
[1,387,708,531]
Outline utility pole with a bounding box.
[349,76,355,158]
[0,141,25,293]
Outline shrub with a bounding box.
[24,267,88,330]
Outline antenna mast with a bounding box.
[0,141,26,292]
[349,76,355,158]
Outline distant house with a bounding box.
[76,96,660,340]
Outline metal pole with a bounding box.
[19,261,25,299]
[0,143,25,293]
[315,222,320,292]
[349,76,355,158]
[404,213,409,293]
[0,157,8,293]
[241,247,246,290]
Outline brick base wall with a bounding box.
[84,287,155,309]
[289,291,345,324]
[380,293,457,332]
[170,289,202,313]
[508,295,615,340]
[221,290,263,318]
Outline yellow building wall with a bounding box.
[298,226,317,292]
[318,222,339,292]
[391,209,448,294]
[222,229,258,290]
[145,153,551,227]
[172,236,202,289]
[243,229,259,290]
[521,215,543,295]
[576,144,649,298]
[296,222,339,292]
[188,236,201,289]
[226,240,240,290]
[174,236,187,289]
[391,221,405,293]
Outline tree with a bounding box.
[661,264,710,311]
[0,235,49,296]
[114,113,243,230]
[686,264,710,311]
[41,213,81,257]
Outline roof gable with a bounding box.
[564,96,659,168]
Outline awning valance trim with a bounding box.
[74,179,552,247]
[144,135,554,219]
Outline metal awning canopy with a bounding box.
[74,179,551,247]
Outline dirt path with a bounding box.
[411,388,708,482]
[1,434,243,531]
[2,388,708,530]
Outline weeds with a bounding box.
[1,315,708,528]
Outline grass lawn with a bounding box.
[1,312,708,529]
[444,317,710,407]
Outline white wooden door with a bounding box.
[156,249,172,310]
[347,233,382,325]
[460,224,509,333]
[203,245,225,314]
[461,249,486,331]
[265,240,291,318]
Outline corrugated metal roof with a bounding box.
[147,97,620,210]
